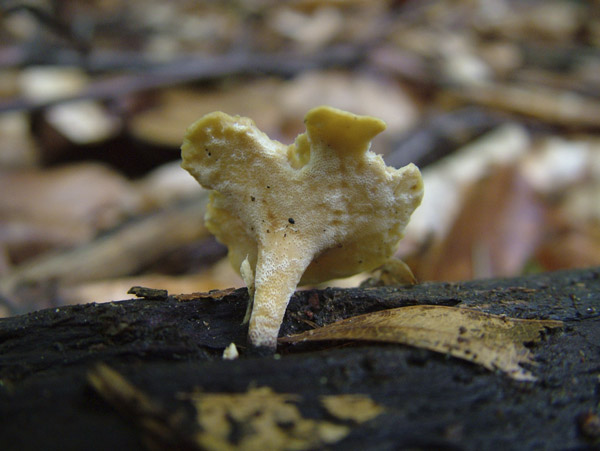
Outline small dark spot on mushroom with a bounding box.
[288,218,295,224]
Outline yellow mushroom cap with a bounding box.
[181,106,423,349]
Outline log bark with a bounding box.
[1,267,599,450]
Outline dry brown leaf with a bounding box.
[20,67,120,144]
[279,70,418,137]
[129,80,283,147]
[281,305,562,381]
[416,166,547,281]
[400,123,531,256]
[445,81,600,128]
[536,226,600,271]
[0,112,39,168]
[270,7,344,51]
[136,161,202,209]
[0,195,210,301]
[0,163,142,264]
[190,387,351,451]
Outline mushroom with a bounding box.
[181,106,424,351]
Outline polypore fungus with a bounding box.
[181,106,424,350]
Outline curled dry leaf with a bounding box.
[129,81,283,147]
[446,81,600,128]
[279,71,418,136]
[281,305,563,381]
[0,163,141,263]
[417,166,547,281]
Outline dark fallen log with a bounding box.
[1,267,599,450]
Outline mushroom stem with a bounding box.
[248,241,315,350]
[180,106,424,353]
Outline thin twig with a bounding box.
[0,45,366,113]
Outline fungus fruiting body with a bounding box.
[181,106,424,350]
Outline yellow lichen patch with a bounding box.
[190,387,349,451]
[181,106,423,349]
[320,394,385,423]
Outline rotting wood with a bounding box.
[0,267,599,450]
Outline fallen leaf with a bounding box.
[417,166,548,281]
[0,163,141,264]
[445,81,600,128]
[400,123,531,258]
[280,70,418,138]
[136,161,203,209]
[535,226,600,271]
[0,112,39,168]
[281,305,562,381]
[129,80,284,147]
